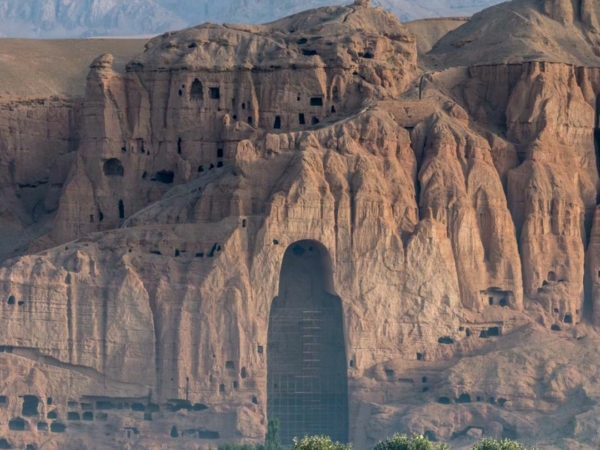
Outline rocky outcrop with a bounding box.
[0,38,145,264]
[0,99,81,263]
[52,4,418,243]
[5,0,600,449]
[427,0,600,67]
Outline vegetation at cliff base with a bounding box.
[218,428,537,450]
[470,438,531,450]
[218,419,285,450]
[292,435,352,450]
[374,434,451,450]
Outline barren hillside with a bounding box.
[0,0,503,37]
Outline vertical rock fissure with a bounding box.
[595,95,600,204]
[583,94,600,320]
[101,289,109,393]
[267,241,348,445]
[67,286,74,362]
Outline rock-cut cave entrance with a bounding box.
[267,240,349,445]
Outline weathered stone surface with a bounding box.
[427,0,600,67]
[4,0,600,449]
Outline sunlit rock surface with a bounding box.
[2,1,600,449]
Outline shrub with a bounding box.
[265,418,283,450]
[218,418,283,450]
[292,435,352,450]
[470,439,532,450]
[374,434,450,450]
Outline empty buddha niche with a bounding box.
[267,240,348,445]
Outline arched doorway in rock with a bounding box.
[267,240,349,445]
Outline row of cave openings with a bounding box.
[437,394,509,408]
[537,271,577,329]
[104,157,176,183]
[130,219,250,258]
[89,200,125,223]
[0,439,36,450]
[5,295,24,307]
[0,395,222,438]
[147,243,222,259]
[103,141,227,190]
[295,36,375,60]
[482,278,576,330]
[204,361,252,396]
[99,144,227,222]
[2,396,67,436]
[183,78,337,129]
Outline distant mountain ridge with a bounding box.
[0,0,503,38]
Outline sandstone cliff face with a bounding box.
[0,99,80,263]
[4,1,600,449]
[427,0,600,67]
[0,39,145,264]
[52,3,417,243]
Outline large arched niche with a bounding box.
[267,240,349,445]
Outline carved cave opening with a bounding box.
[267,240,348,445]
[21,396,38,417]
[153,170,174,184]
[564,313,573,324]
[481,287,511,307]
[103,158,124,177]
[190,79,204,101]
[209,87,220,99]
[8,418,25,431]
[50,422,66,433]
[310,97,323,106]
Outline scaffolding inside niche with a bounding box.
[267,307,348,445]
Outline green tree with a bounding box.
[292,435,352,450]
[471,438,534,450]
[374,434,450,450]
[266,418,283,450]
[217,418,283,450]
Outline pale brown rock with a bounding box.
[427,0,600,67]
[4,0,600,449]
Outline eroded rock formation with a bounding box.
[3,0,600,449]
